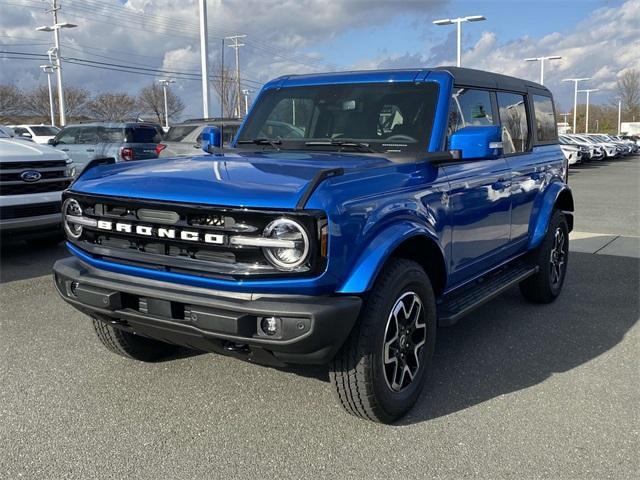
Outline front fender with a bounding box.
[528,182,574,250]
[337,221,442,294]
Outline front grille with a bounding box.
[0,201,61,220]
[0,160,72,196]
[66,193,325,279]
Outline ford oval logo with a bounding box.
[20,170,42,182]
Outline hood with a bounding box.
[0,138,69,162]
[70,150,392,209]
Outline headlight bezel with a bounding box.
[262,217,311,271]
[62,197,84,239]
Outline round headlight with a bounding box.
[62,198,83,239]
[263,218,310,270]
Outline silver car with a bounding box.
[159,120,241,158]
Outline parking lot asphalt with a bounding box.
[1,156,639,479]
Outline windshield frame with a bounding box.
[235,81,439,156]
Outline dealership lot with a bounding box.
[1,157,638,479]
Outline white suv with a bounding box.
[0,127,75,243]
[8,124,60,144]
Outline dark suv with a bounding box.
[49,122,162,174]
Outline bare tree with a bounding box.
[0,84,25,122]
[87,92,138,121]
[617,69,640,120]
[211,64,238,118]
[137,83,185,123]
[22,85,90,122]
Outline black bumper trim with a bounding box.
[53,256,361,364]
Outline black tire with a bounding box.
[519,210,569,303]
[92,318,179,362]
[329,258,437,423]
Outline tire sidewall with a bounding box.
[367,264,437,420]
[546,213,569,296]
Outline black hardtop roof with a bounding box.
[434,66,551,94]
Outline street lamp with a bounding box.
[36,21,77,126]
[562,77,590,134]
[524,55,562,85]
[616,97,622,135]
[158,79,175,129]
[40,64,56,126]
[433,15,486,67]
[578,88,599,133]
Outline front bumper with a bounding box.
[0,213,61,235]
[53,256,362,365]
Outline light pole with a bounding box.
[40,64,56,126]
[241,89,252,116]
[524,56,562,85]
[433,15,486,67]
[562,77,590,134]
[617,98,622,135]
[158,79,175,129]
[198,0,211,118]
[578,88,598,133]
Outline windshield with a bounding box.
[164,125,200,142]
[238,82,438,154]
[31,126,59,136]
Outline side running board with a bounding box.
[437,262,538,327]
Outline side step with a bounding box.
[437,262,538,327]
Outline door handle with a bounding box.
[61,148,69,151]
[86,149,95,152]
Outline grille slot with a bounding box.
[0,201,61,220]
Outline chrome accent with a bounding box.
[262,218,310,270]
[229,236,297,249]
[66,215,98,227]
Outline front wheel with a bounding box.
[329,258,437,423]
[519,210,569,303]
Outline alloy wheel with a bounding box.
[549,227,567,287]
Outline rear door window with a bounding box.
[497,92,530,154]
[75,126,100,145]
[55,127,80,144]
[532,95,557,142]
[126,127,162,143]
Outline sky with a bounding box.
[0,0,638,119]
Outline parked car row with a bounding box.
[558,133,638,165]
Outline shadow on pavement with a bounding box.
[0,239,69,284]
[400,251,639,425]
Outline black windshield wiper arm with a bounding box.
[304,140,374,153]
[237,138,282,151]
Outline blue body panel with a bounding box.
[68,68,570,297]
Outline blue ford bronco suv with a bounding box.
[53,67,573,423]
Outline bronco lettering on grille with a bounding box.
[96,221,225,244]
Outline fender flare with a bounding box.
[528,182,574,250]
[337,220,444,294]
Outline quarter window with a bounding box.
[533,95,557,142]
[447,88,494,137]
[497,92,529,154]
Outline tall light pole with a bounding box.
[158,79,175,129]
[198,0,210,118]
[562,77,590,134]
[36,1,77,126]
[617,98,622,135]
[225,35,246,118]
[524,55,562,85]
[433,15,486,67]
[40,64,56,126]
[578,88,598,133]
[241,89,252,116]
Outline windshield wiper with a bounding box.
[237,138,282,151]
[304,140,375,153]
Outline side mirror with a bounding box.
[201,126,222,153]
[48,138,56,145]
[449,125,502,160]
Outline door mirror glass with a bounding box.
[449,125,502,160]
[48,138,56,145]
[201,126,222,153]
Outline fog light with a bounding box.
[69,281,79,297]
[260,316,280,336]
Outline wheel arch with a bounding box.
[528,182,574,250]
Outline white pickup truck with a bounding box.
[0,128,75,244]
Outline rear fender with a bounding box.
[337,221,443,294]
[528,182,574,250]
